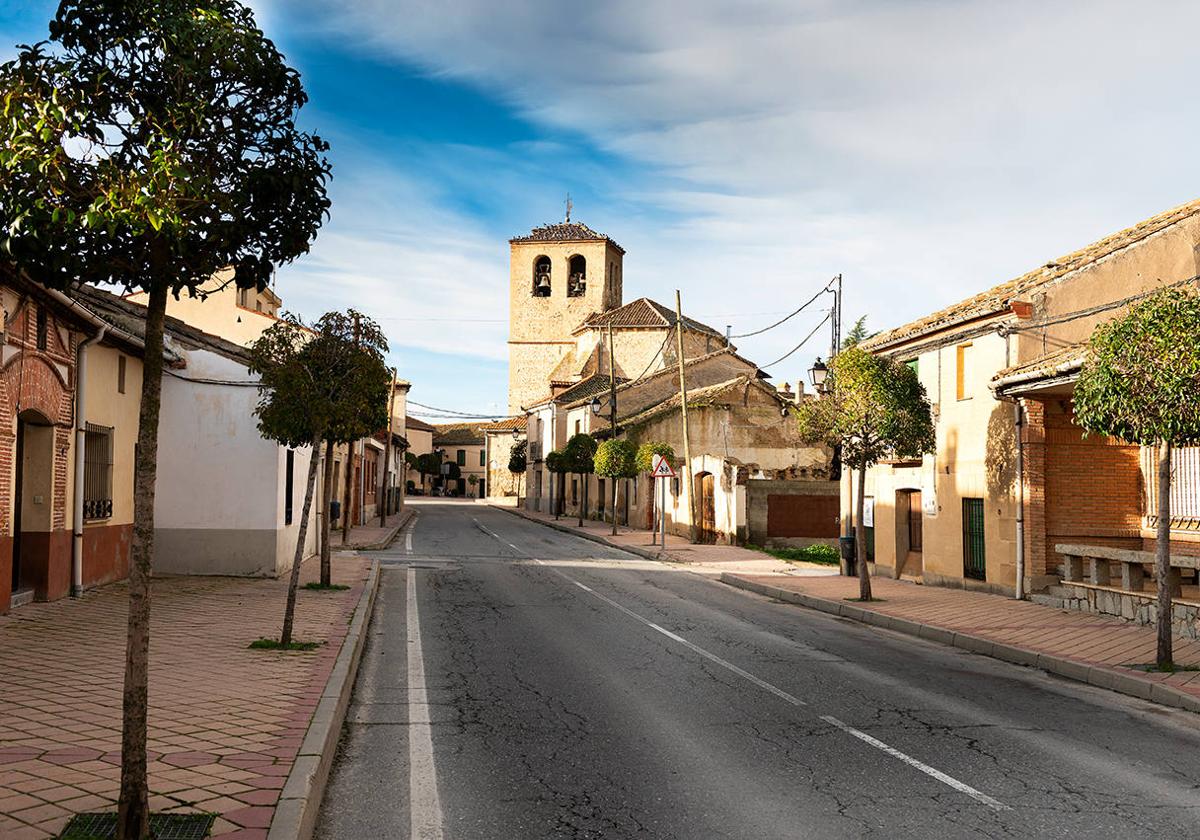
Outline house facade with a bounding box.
[433,423,487,497]
[853,199,1200,598]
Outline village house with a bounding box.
[482,416,527,500]
[504,216,834,544]
[853,199,1200,632]
[432,423,487,497]
[403,415,435,493]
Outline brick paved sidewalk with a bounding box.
[333,506,413,550]
[0,555,371,840]
[726,572,1200,709]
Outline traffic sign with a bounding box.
[651,454,676,478]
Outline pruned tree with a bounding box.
[636,442,675,532]
[416,451,443,495]
[594,438,637,534]
[1074,288,1200,669]
[545,449,567,518]
[564,433,597,527]
[0,3,330,835]
[795,346,934,601]
[318,311,389,580]
[508,439,527,501]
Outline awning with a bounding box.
[990,342,1087,398]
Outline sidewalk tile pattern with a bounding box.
[0,556,369,839]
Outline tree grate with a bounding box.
[59,813,215,840]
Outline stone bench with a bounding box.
[1055,543,1199,597]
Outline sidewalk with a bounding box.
[0,555,373,840]
[333,506,413,550]
[498,504,1200,714]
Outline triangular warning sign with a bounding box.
[651,455,676,478]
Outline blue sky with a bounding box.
[4,1,1200,420]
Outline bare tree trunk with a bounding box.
[578,474,585,527]
[856,463,872,602]
[1156,439,1174,668]
[341,440,354,545]
[117,283,167,840]
[281,433,323,646]
[320,438,334,586]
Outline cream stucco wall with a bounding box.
[128,269,282,348]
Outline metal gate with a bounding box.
[962,498,986,581]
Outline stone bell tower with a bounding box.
[507,214,624,413]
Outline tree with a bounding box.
[508,440,527,502]
[545,450,567,518]
[564,433,597,527]
[468,473,479,497]
[795,346,934,601]
[1074,288,1200,669]
[312,311,389,583]
[636,442,675,533]
[0,5,330,836]
[594,439,638,534]
[842,316,869,349]
[416,451,443,495]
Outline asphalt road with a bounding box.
[316,500,1200,839]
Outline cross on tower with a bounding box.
[565,193,573,223]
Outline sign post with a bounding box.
[650,455,676,548]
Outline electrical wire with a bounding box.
[729,276,837,339]
[759,311,831,369]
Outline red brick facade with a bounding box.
[1022,398,1143,579]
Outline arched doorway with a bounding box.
[13,409,55,597]
[695,471,717,544]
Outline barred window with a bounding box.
[84,423,114,520]
[1144,445,1200,525]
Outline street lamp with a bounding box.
[590,395,605,416]
[808,357,829,392]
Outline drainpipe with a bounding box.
[72,324,108,597]
[1014,399,1026,600]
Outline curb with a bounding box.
[489,504,670,563]
[267,559,382,840]
[720,573,1200,716]
[339,507,416,552]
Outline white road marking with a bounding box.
[821,715,1010,811]
[407,567,445,840]
[477,514,1010,812]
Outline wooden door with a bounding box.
[698,473,717,544]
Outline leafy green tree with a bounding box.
[841,316,869,349]
[595,439,638,533]
[1074,289,1200,668]
[635,442,676,474]
[564,433,597,526]
[507,439,527,501]
[795,346,934,601]
[545,449,568,518]
[0,4,329,835]
[416,451,443,494]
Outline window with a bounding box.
[83,424,114,520]
[237,287,250,308]
[955,343,973,400]
[567,255,586,297]
[117,355,127,394]
[456,449,466,466]
[962,498,986,580]
[36,305,47,350]
[532,256,552,297]
[574,419,581,435]
[285,449,295,525]
[479,449,485,467]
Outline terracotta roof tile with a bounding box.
[865,198,1200,350]
[432,422,486,445]
[481,416,528,432]
[510,221,624,253]
[575,297,725,339]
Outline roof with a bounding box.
[510,220,624,254]
[575,297,725,339]
[404,416,437,433]
[71,284,253,364]
[554,374,629,406]
[481,416,528,433]
[990,342,1088,396]
[864,198,1200,351]
[432,422,486,445]
[619,375,783,428]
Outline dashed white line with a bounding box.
[407,567,445,839]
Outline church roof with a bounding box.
[575,297,725,339]
[510,221,625,254]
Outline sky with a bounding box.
[3,1,1200,421]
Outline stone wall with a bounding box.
[1057,583,1200,641]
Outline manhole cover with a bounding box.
[59,813,215,840]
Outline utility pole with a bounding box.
[379,368,397,528]
[608,321,619,536]
[341,312,360,545]
[675,291,697,543]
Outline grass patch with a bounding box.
[746,543,840,566]
[248,638,321,651]
[1125,662,1200,673]
[303,582,351,591]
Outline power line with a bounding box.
[760,312,831,369]
[407,399,522,420]
[730,275,837,339]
